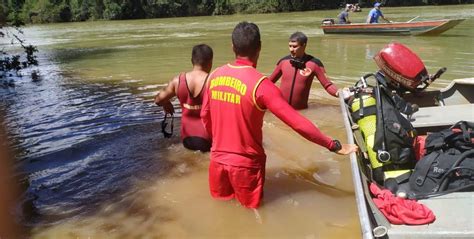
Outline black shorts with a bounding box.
[183,137,211,152]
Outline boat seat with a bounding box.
[389,192,474,238]
[438,79,474,106]
[411,104,474,128]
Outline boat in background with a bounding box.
[340,78,474,238]
[321,19,465,35]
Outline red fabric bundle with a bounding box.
[370,183,436,225]
[413,135,427,161]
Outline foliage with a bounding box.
[1,0,473,23]
[1,1,38,80]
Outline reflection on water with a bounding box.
[2,63,169,160]
[0,4,472,239]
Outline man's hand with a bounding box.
[336,143,358,155]
[340,87,353,100]
[162,101,175,114]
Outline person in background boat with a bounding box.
[366,2,391,24]
[338,4,352,24]
[201,21,358,213]
[353,3,361,12]
[154,44,213,152]
[268,31,342,110]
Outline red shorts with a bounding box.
[208,160,265,209]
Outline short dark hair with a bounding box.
[289,32,307,46]
[232,21,261,57]
[191,44,213,66]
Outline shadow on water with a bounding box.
[431,33,469,38]
[21,120,185,229]
[49,48,125,63]
[264,167,353,205]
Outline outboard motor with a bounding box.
[321,19,335,25]
[374,42,446,93]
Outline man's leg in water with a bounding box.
[209,160,235,201]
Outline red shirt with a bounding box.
[201,58,335,168]
[268,54,338,110]
[176,73,210,142]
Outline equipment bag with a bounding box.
[372,73,416,166]
[349,73,417,183]
[424,121,474,155]
[408,121,474,199]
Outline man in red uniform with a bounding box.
[268,32,339,110]
[155,44,212,152]
[201,22,357,211]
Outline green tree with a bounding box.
[1,4,39,83]
[2,0,473,23]
[213,0,232,15]
[102,0,120,19]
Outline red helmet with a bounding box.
[374,42,429,92]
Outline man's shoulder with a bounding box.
[277,55,292,65]
[209,64,229,75]
[187,71,209,83]
[171,73,182,85]
[211,64,264,79]
[304,55,324,68]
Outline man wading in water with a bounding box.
[201,21,358,222]
[268,32,341,110]
[155,44,213,152]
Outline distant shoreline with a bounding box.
[2,1,473,25]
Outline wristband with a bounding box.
[330,139,342,152]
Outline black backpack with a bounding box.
[372,72,417,166]
[409,121,474,199]
[351,72,417,183]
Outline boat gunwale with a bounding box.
[321,19,465,35]
[321,19,463,29]
[339,95,375,239]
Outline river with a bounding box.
[1,4,473,239]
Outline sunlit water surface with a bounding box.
[0,4,473,239]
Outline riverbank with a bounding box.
[2,1,472,24]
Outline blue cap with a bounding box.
[374,2,381,7]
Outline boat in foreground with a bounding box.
[321,19,465,35]
[339,78,474,238]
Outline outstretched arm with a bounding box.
[255,79,357,154]
[255,79,331,149]
[267,62,283,83]
[154,76,179,114]
[381,14,391,23]
[314,66,339,97]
